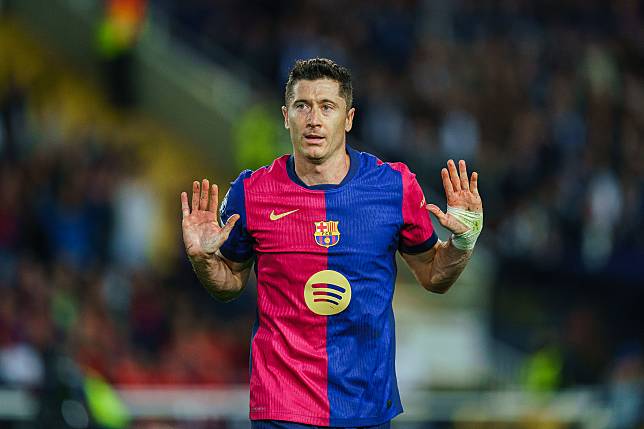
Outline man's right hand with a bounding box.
[180,179,239,259]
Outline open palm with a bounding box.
[181,179,239,258]
[426,159,483,235]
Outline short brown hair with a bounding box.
[284,58,353,110]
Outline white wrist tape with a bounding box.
[447,205,483,250]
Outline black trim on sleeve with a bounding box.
[219,246,253,264]
[399,231,438,255]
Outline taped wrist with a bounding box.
[447,205,483,250]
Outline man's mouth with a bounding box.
[304,134,325,143]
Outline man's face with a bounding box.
[282,79,355,164]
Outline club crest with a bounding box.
[314,221,340,248]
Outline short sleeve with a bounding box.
[392,163,438,254]
[219,170,255,262]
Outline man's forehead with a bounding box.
[292,79,342,100]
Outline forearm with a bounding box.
[426,238,472,293]
[188,251,249,302]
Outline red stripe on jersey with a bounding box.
[244,158,331,424]
[387,162,435,248]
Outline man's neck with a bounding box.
[294,146,350,187]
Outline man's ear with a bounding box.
[345,107,355,132]
[282,106,289,129]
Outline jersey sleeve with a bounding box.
[393,163,438,254]
[218,170,255,262]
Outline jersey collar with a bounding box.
[286,145,360,190]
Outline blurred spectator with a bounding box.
[97,0,148,107]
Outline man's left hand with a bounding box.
[426,159,483,235]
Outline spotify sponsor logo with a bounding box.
[304,270,351,316]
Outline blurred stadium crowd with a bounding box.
[159,0,644,387]
[0,82,253,389]
[1,0,643,423]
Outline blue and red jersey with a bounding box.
[219,146,437,426]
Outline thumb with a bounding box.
[426,204,448,227]
[220,214,240,239]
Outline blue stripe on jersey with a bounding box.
[324,152,404,425]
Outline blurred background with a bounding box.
[1,0,643,428]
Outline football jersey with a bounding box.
[219,145,437,426]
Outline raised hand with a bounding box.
[426,159,482,235]
[180,179,239,258]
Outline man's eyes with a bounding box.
[294,103,334,111]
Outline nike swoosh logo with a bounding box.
[270,209,299,221]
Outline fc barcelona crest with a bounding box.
[314,221,340,248]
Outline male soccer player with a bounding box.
[180,58,483,428]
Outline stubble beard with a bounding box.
[299,139,327,165]
[304,152,325,165]
[307,135,347,166]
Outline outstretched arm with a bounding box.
[402,159,483,293]
[181,179,253,301]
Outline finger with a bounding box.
[459,160,470,191]
[209,184,219,213]
[191,181,200,211]
[220,214,240,239]
[426,204,448,227]
[428,204,469,234]
[447,159,461,191]
[470,171,479,195]
[180,192,190,218]
[441,168,454,196]
[199,179,209,211]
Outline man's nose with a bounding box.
[306,106,321,127]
